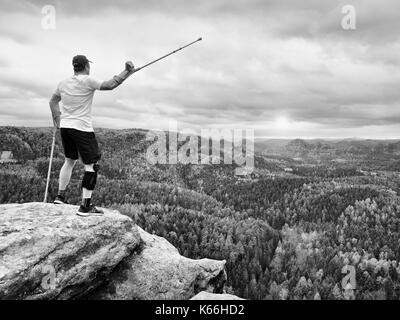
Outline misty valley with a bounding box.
[1,126,400,300]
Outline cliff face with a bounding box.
[88,226,227,300]
[0,202,236,300]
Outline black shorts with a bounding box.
[60,128,101,164]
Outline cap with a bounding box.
[72,55,93,69]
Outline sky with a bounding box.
[0,0,400,139]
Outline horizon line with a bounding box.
[1,125,400,141]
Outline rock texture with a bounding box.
[0,202,140,300]
[88,227,227,300]
[0,202,231,300]
[190,291,244,300]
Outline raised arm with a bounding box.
[49,93,61,128]
[100,61,135,91]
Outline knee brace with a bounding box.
[81,164,100,190]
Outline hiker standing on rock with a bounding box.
[49,55,134,216]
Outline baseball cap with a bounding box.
[72,55,93,69]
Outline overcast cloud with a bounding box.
[0,0,400,138]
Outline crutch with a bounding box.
[43,128,56,203]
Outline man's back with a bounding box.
[57,74,102,132]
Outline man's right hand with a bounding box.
[125,61,134,72]
[100,62,136,91]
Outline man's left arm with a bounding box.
[49,93,61,128]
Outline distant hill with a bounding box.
[254,136,400,160]
[286,139,312,157]
[2,125,400,166]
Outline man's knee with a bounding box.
[65,158,77,167]
[81,163,100,190]
[84,163,94,172]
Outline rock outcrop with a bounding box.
[88,226,227,300]
[190,291,244,300]
[0,202,229,300]
[0,202,140,299]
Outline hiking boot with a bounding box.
[77,205,104,217]
[54,195,68,205]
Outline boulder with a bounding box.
[88,226,227,300]
[190,291,244,300]
[0,202,140,299]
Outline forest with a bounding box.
[1,126,400,299]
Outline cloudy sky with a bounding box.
[1,0,400,138]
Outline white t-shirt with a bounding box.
[55,74,103,132]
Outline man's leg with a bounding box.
[77,162,103,216]
[75,130,102,216]
[59,158,77,192]
[54,157,76,204]
[81,163,97,208]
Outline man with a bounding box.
[49,55,134,216]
